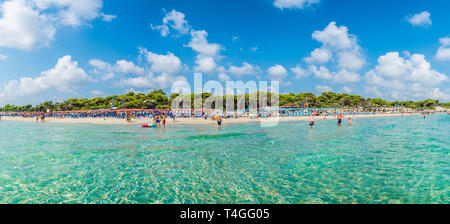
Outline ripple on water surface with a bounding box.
[0,115,449,204]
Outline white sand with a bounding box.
[1,113,419,126]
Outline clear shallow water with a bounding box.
[0,115,448,204]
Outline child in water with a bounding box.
[348,117,352,126]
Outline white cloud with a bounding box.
[304,21,365,86]
[334,69,360,83]
[316,85,332,93]
[194,56,218,74]
[250,46,258,52]
[119,76,154,89]
[0,0,110,50]
[119,74,187,90]
[41,55,91,92]
[291,65,309,79]
[144,50,183,75]
[273,0,320,9]
[407,11,432,27]
[89,59,144,81]
[228,62,261,76]
[115,60,145,74]
[151,9,190,37]
[309,65,333,80]
[337,51,364,70]
[0,54,7,60]
[369,52,447,86]
[0,55,92,104]
[218,73,231,82]
[312,21,358,50]
[436,37,450,61]
[365,52,449,100]
[32,0,103,27]
[115,49,186,90]
[187,30,222,57]
[268,64,288,80]
[304,48,332,64]
[309,65,360,84]
[0,0,56,50]
[100,13,117,22]
[372,52,410,78]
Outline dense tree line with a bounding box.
[0,90,445,112]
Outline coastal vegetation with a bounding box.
[0,90,446,112]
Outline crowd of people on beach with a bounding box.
[1,108,446,130]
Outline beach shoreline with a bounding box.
[1,113,421,126]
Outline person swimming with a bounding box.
[309,115,315,129]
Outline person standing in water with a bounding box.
[337,113,342,127]
[309,115,315,129]
[154,115,161,127]
[348,117,352,126]
[162,115,166,128]
[217,115,223,128]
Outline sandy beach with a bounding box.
[1,113,420,126]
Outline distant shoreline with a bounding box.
[1,113,423,126]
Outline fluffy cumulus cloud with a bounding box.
[268,65,288,80]
[407,11,432,27]
[273,0,320,9]
[90,59,144,81]
[228,62,261,76]
[304,21,365,85]
[0,0,111,50]
[182,27,223,75]
[312,22,358,50]
[194,56,218,74]
[0,55,93,104]
[116,49,186,90]
[309,65,333,80]
[304,48,332,64]
[187,30,222,57]
[145,50,183,75]
[0,0,56,50]
[291,65,309,80]
[151,9,190,37]
[152,9,228,81]
[365,52,449,101]
[115,60,145,75]
[435,37,450,61]
[89,48,186,90]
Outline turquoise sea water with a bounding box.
[0,115,448,204]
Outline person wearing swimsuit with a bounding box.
[309,116,315,129]
[217,115,223,127]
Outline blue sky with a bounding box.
[0,0,449,106]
